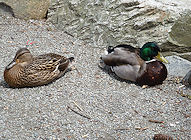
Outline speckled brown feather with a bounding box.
[136,61,167,86]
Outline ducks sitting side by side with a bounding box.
[100,42,168,86]
[4,48,74,88]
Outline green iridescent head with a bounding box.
[140,42,159,61]
[140,42,168,63]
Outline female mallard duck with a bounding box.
[4,48,74,88]
[100,42,168,86]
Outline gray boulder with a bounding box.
[0,0,50,19]
[168,12,191,52]
[47,0,191,53]
[165,55,191,77]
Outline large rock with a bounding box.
[168,12,191,51]
[166,55,191,77]
[0,0,50,19]
[47,0,191,53]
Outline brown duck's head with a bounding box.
[136,61,168,86]
[6,48,32,70]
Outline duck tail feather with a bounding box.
[107,46,114,53]
[68,57,74,62]
[58,57,71,71]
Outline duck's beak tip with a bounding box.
[156,52,169,64]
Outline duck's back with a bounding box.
[21,54,69,87]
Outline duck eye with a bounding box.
[16,59,20,63]
[52,59,57,62]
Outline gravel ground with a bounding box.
[0,16,191,140]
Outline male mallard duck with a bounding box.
[182,70,191,86]
[100,42,168,86]
[4,48,74,88]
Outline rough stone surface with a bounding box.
[166,55,191,77]
[0,0,50,19]
[168,12,191,48]
[47,0,191,53]
[0,16,191,139]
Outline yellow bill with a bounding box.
[155,52,169,64]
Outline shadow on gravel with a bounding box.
[0,79,9,88]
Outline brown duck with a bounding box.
[4,48,74,88]
[100,42,168,86]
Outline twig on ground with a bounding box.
[82,134,89,138]
[149,120,164,123]
[72,101,83,111]
[114,128,130,131]
[162,101,166,105]
[135,127,149,131]
[67,106,91,120]
[134,110,139,114]
[71,66,82,76]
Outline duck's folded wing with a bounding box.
[101,48,140,66]
[21,70,60,86]
[25,54,68,74]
